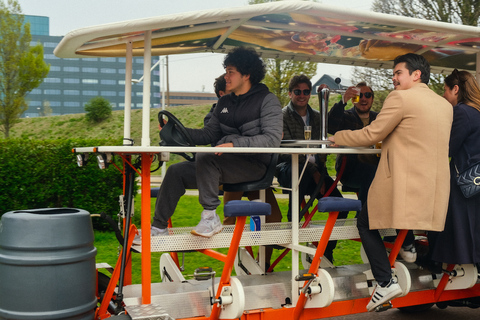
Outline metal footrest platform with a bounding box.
[133,219,398,253]
[124,303,174,320]
[122,263,439,319]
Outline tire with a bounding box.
[108,314,132,319]
[399,303,434,313]
[97,272,118,315]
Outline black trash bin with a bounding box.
[0,208,97,320]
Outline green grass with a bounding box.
[94,194,363,284]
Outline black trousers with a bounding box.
[357,202,393,283]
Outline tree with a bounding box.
[0,0,50,138]
[372,0,480,26]
[85,96,113,123]
[353,0,480,106]
[249,0,318,106]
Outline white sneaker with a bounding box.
[133,226,168,245]
[191,211,223,238]
[366,278,402,312]
[399,244,417,263]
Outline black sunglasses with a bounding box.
[359,92,373,99]
[293,89,311,96]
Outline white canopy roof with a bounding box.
[54,1,480,74]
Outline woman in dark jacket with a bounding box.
[431,69,480,266]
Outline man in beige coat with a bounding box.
[329,53,453,311]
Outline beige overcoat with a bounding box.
[334,83,453,231]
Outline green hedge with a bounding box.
[0,138,131,230]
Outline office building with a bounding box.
[23,15,217,117]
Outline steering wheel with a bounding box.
[158,110,195,161]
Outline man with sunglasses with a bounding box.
[276,74,347,264]
[328,82,378,206]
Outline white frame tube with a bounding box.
[141,30,152,147]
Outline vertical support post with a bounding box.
[291,153,300,305]
[141,30,152,147]
[319,87,330,146]
[124,41,133,145]
[141,154,152,304]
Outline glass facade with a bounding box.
[22,15,217,117]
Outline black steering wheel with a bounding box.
[158,110,195,161]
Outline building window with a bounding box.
[100,57,116,62]
[65,102,80,107]
[118,80,126,85]
[30,89,41,94]
[64,66,79,72]
[101,79,116,85]
[135,69,143,75]
[64,90,80,95]
[83,90,98,96]
[119,103,125,108]
[49,66,61,71]
[118,58,126,63]
[101,91,116,96]
[43,42,58,48]
[82,67,98,73]
[49,101,61,107]
[44,78,61,83]
[100,68,116,74]
[83,58,98,62]
[29,101,42,106]
[118,69,126,74]
[44,89,61,95]
[82,79,99,84]
[135,58,144,63]
[64,78,80,84]
[44,54,58,60]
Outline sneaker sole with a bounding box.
[191,225,223,238]
[367,286,403,312]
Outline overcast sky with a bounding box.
[17,0,374,92]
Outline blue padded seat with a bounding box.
[151,187,160,198]
[317,197,362,213]
[224,200,271,217]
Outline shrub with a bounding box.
[85,96,112,123]
[0,138,133,230]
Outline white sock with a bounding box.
[201,209,216,220]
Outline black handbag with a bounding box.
[455,161,480,198]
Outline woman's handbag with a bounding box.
[455,161,480,198]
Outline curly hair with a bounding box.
[223,47,266,85]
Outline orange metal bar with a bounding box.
[167,219,181,268]
[197,249,228,263]
[209,215,247,320]
[389,229,407,266]
[293,211,339,320]
[176,283,480,320]
[434,263,455,300]
[140,154,153,304]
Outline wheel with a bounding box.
[108,314,132,319]
[399,303,434,313]
[158,110,195,161]
[97,272,118,315]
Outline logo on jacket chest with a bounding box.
[221,107,229,114]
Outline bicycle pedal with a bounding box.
[375,301,392,312]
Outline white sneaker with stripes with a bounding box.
[367,278,402,312]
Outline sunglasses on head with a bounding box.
[293,89,311,96]
[359,92,373,99]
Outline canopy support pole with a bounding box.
[142,31,152,147]
[123,41,133,145]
